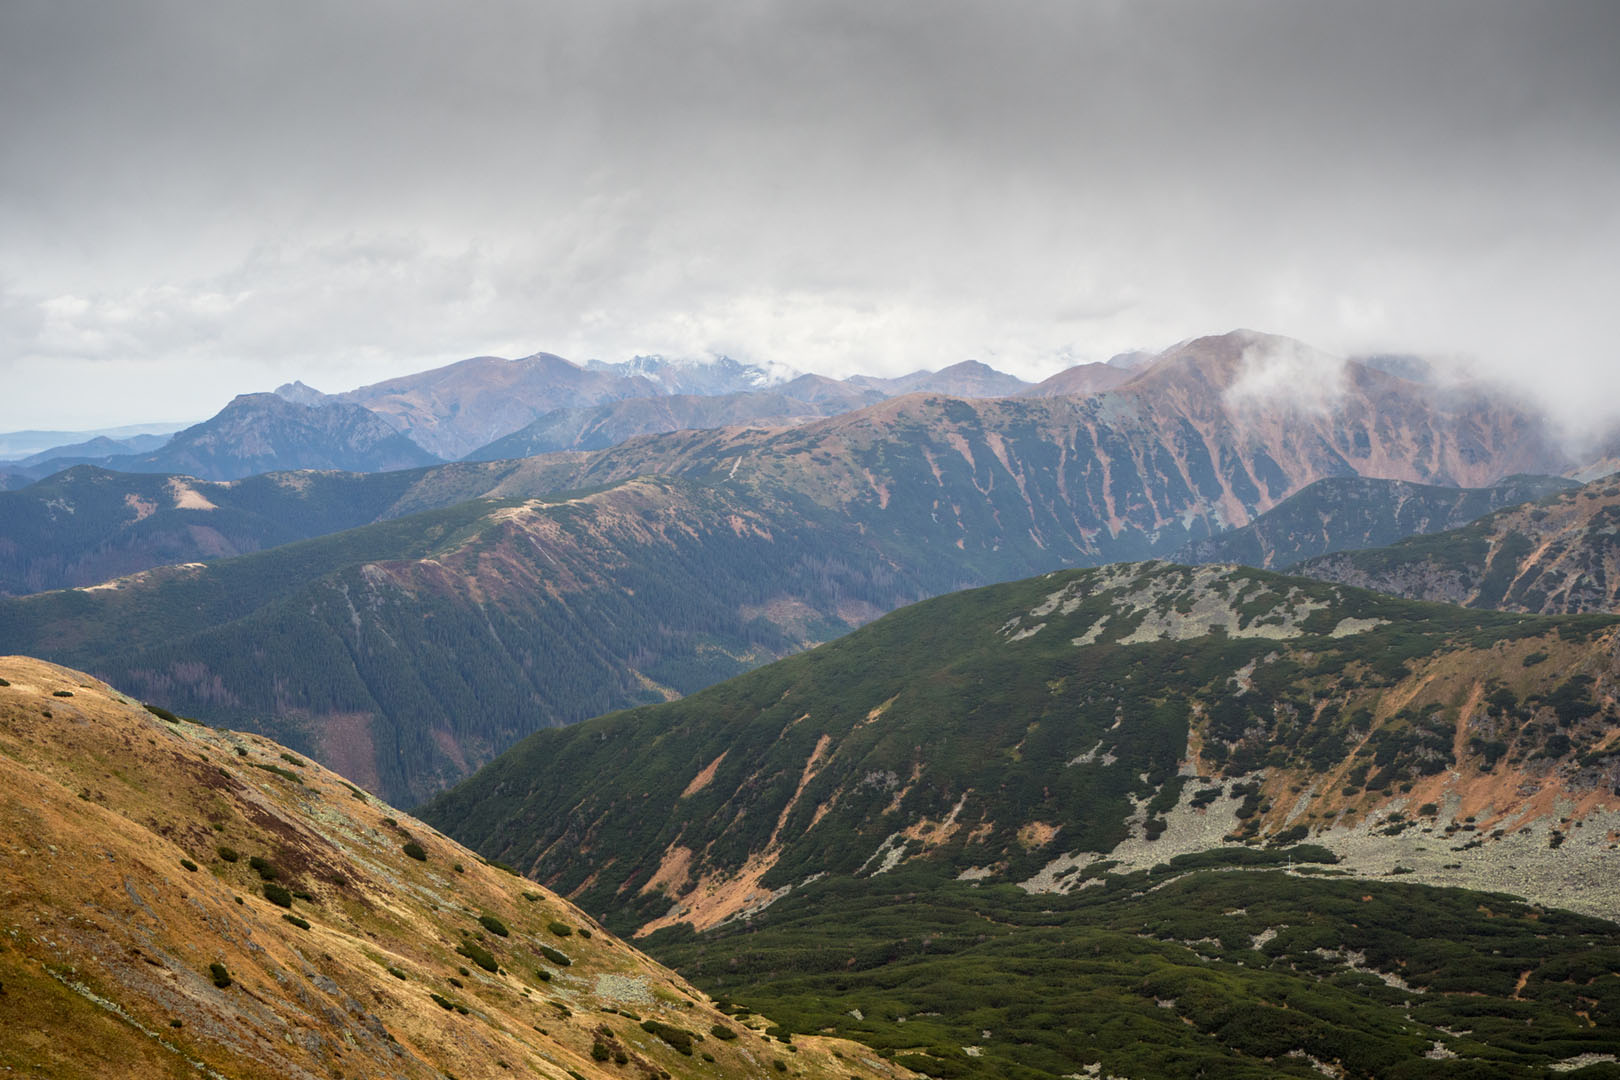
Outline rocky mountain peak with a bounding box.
[271,379,331,406]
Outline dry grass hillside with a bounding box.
[0,656,910,1080]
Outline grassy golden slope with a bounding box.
[0,656,909,1080]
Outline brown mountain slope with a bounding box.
[1298,476,1620,613]
[3,330,1578,600]
[0,332,1586,805]
[340,353,665,459]
[462,390,835,461]
[0,476,932,805]
[1112,330,1570,495]
[1019,360,1133,396]
[472,332,1571,565]
[845,359,1030,398]
[0,656,908,1080]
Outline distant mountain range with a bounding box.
[330,352,684,459]
[10,431,176,466]
[3,394,441,482]
[0,421,191,460]
[4,352,1048,479]
[0,331,1594,805]
[13,333,1617,493]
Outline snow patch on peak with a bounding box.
[586,353,799,393]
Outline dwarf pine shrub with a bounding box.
[456,941,498,973]
[640,1019,696,1055]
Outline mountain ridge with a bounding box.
[0,475,928,804]
[7,394,442,482]
[423,560,1620,933]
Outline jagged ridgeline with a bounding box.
[0,657,910,1080]
[422,562,1620,1079]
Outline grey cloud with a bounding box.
[1,1,1617,429]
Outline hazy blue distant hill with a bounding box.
[4,396,439,482]
[12,432,176,468]
[106,393,442,480]
[0,421,192,460]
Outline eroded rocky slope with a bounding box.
[1298,475,1620,613]
[424,564,1620,1079]
[425,561,1620,932]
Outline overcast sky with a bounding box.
[2,1,1617,431]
